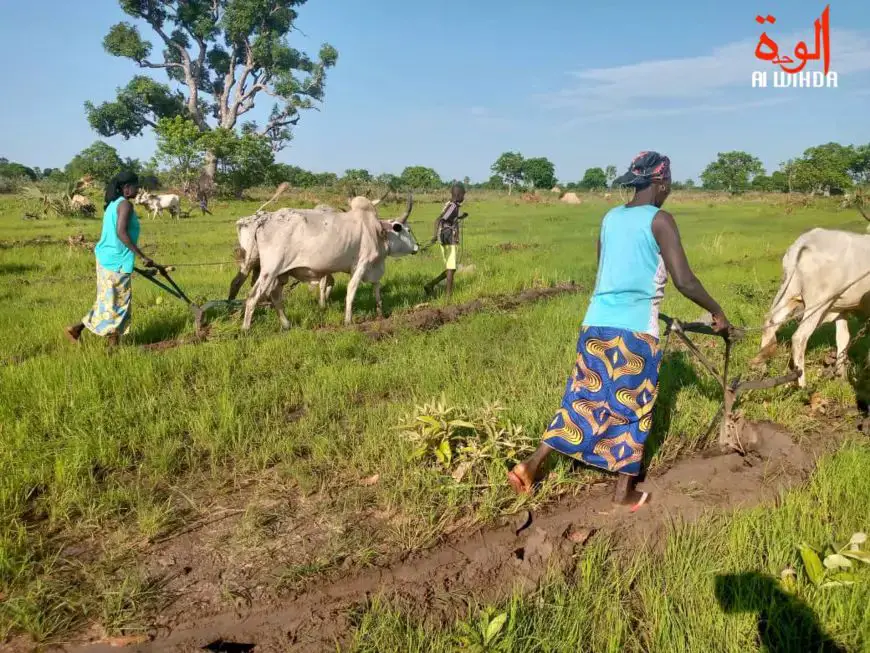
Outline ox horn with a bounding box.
[256,182,290,213]
[398,192,413,224]
[371,188,391,206]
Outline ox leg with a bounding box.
[835,316,850,379]
[270,277,291,331]
[374,282,383,319]
[344,268,367,326]
[317,276,330,309]
[242,273,274,331]
[791,304,831,388]
[752,298,802,367]
[324,274,335,305]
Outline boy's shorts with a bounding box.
[440,244,457,270]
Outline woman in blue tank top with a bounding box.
[509,152,732,504]
[65,171,161,346]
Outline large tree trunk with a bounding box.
[203,151,218,187]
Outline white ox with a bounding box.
[236,194,418,330]
[135,190,180,219]
[752,215,870,387]
[227,203,362,308]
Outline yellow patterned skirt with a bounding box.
[542,325,663,476]
[82,263,133,337]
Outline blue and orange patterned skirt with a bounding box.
[543,325,663,477]
[82,263,133,337]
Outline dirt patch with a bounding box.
[350,282,580,339]
[61,420,827,653]
[0,235,91,250]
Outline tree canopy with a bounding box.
[700,151,765,193]
[65,141,128,182]
[522,157,556,190]
[491,152,525,193]
[579,167,607,190]
[400,166,442,190]
[86,1,338,179]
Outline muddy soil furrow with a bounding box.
[139,282,584,352]
[63,421,827,653]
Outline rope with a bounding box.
[164,261,235,268]
[156,241,870,337]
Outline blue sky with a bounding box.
[1,0,868,183]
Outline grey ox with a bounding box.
[233,193,418,330]
[751,203,870,386]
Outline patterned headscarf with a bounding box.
[613,151,671,189]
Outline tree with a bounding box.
[269,163,317,187]
[0,160,38,181]
[700,151,764,193]
[400,166,442,190]
[751,175,773,192]
[850,144,870,184]
[375,172,400,188]
[778,144,854,195]
[491,151,524,193]
[579,167,607,190]
[605,165,617,186]
[153,116,205,190]
[683,179,696,189]
[769,170,789,192]
[343,169,372,184]
[211,131,274,197]
[85,1,338,182]
[65,141,126,182]
[790,143,854,195]
[481,174,506,191]
[522,157,556,190]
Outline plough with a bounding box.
[658,312,801,454]
[134,265,243,336]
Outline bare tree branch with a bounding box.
[138,60,185,70]
[226,40,258,127]
[139,10,206,130]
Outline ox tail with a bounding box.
[256,182,290,213]
[752,237,808,366]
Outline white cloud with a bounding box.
[538,28,870,118]
[561,98,791,129]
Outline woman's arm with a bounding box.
[652,210,729,330]
[116,200,155,267]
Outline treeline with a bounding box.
[3,132,868,198]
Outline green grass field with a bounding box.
[1,191,868,650]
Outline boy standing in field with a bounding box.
[197,187,213,216]
[424,182,469,299]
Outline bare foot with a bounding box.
[508,463,534,495]
[64,325,82,344]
